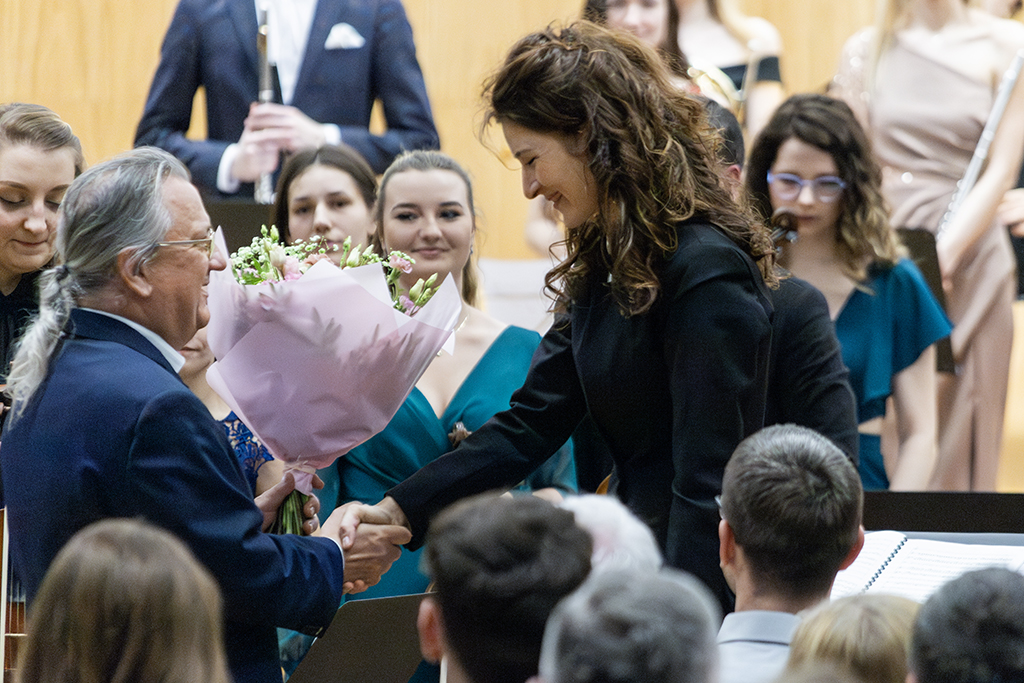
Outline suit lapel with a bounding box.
[294,0,348,97]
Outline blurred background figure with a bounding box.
[134,0,439,198]
[16,518,231,683]
[832,0,1024,491]
[534,568,720,683]
[786,594,920,683]
[747,93,951,490]
[675,0,785,139]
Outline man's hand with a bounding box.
[336,497,410,549]
[255,472,323,534]
[245,102,328,151]
[320,501,411,593]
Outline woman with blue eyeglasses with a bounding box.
[746,93,951,490]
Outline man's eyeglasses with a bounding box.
[767,172,847,203]
[156,228,217,257]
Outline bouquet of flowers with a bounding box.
[205,227,461,533]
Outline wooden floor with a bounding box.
[997,301,1024,491]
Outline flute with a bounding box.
[254,2,275,205]
[936,49,1024,239]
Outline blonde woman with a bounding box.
[833,0,1024,490]
[786,594,920,683]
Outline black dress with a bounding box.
[0,270,41,383]
[388,219,773,610]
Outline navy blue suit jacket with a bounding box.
[134,0,439,194]
[1,310,345,683]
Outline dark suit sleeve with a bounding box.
[134,0,230,192]
[336,0,439,172]
[128,389,345,633]
[768,278,859,463]
[388,318,586,548]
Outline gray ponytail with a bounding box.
[6,147,189,421]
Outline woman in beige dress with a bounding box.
[833,0,1024,490]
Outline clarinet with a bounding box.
[254,3,275,205]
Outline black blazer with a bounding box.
[389,220,773,609]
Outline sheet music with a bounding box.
[830,530,907,599]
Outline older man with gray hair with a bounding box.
[0,147,410,683]
[534,568,720,683]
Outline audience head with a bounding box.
[719,424,863,605]
[909,567,1024,683]
[537,568,720,683]
[8,147,224,415]
[16,518,229,683]
[418,494,593,683]
[0,103,84,294]
[374,150,478,304]
[746,93,901,277]
[785,662,868,683]
[581,0,689,77]
[273,144,377,256]
[786,594,920,683]
[484,21,772,316]
[559,494,663,574]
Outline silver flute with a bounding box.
[936,49,1024,239]
[254,3,275,205]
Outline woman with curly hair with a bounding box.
[344,21,776,611]
[746,93,951,490]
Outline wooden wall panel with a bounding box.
[0,0,873,259]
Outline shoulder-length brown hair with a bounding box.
[483,22,774,316]
[746,93,903,282]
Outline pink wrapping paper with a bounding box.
[205,229,461,494]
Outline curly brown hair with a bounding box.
[482,21,775,316]
[746,93,903,282]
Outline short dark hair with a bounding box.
[910,567,1024,683]
[273,144,377,244]
[720,424,862,600]
[539,568,719,683]
[423,494,593,683]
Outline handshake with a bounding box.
[256,473,411,594]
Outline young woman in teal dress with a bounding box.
[746,93,952,490]
[316,151,576,600]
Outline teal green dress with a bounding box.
[835,258,952,490]
[318,325,577,598]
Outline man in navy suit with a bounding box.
[0,147,411,683]
[134,0,439,197]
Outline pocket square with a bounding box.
[324,22,365,50]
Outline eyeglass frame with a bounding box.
[767,171,847,203]
[155,227,218,257]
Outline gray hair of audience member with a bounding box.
[909,567,1024,683]
[6,147,188,418]
[786,593,920,683]
[538,568,720,683]
[16,518,230,683]
[559,494,663,574]
[720,424,863,601]
[423,493,593,683]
